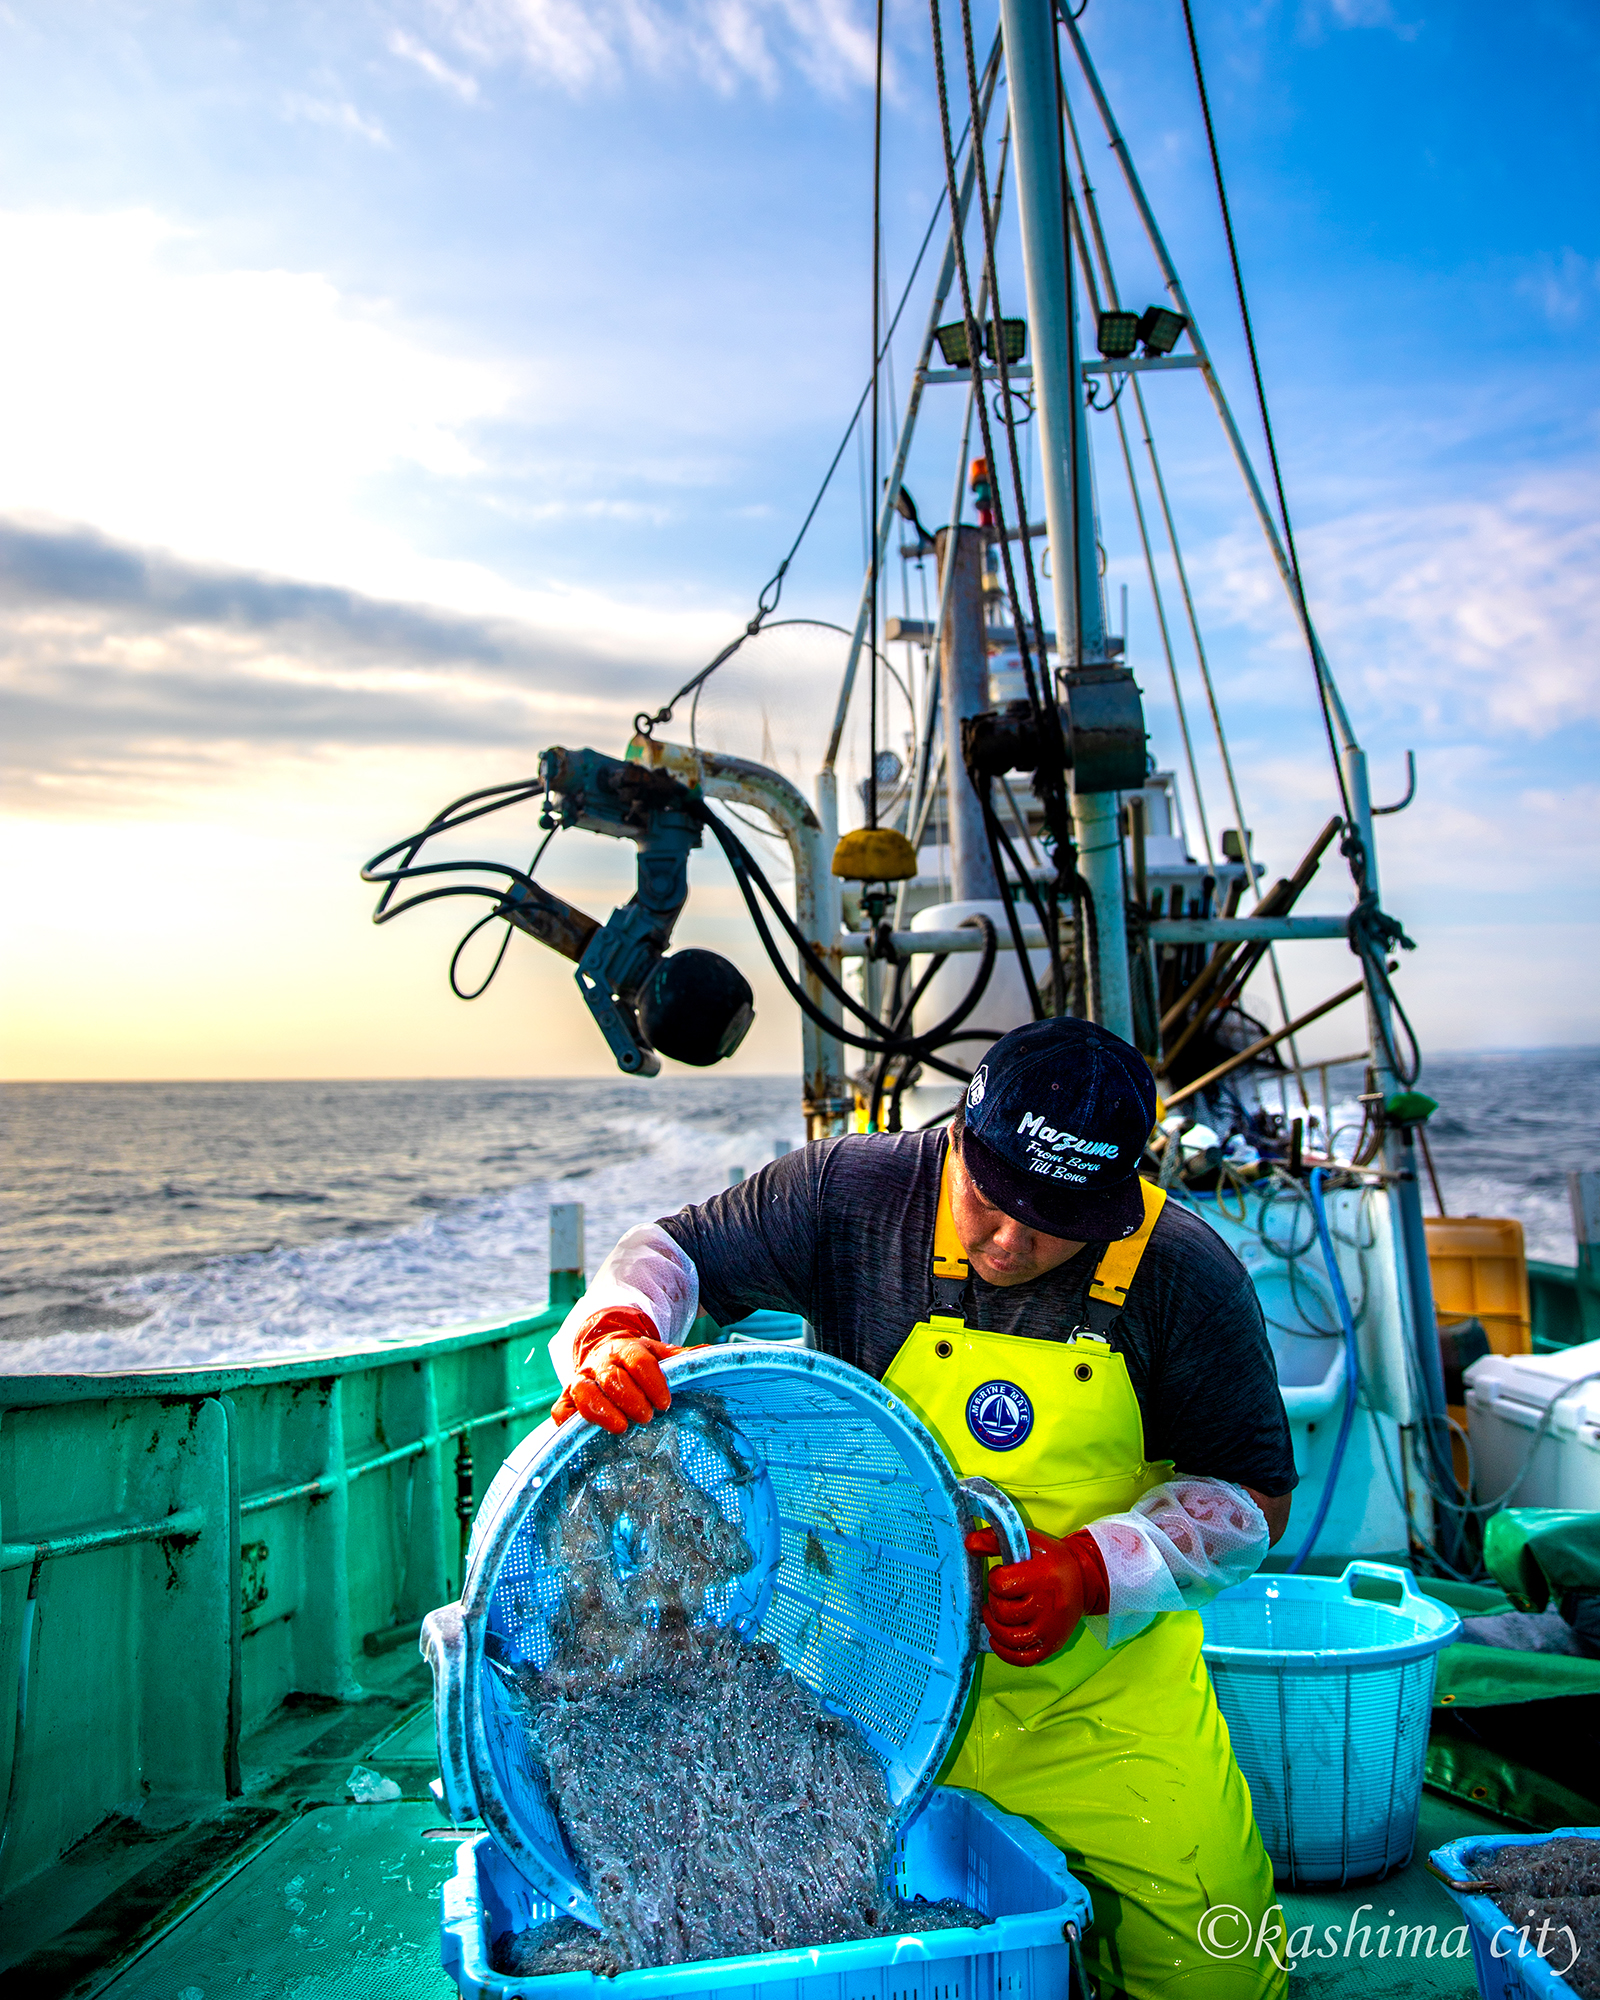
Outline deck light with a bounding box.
[984,318,1028,364]
[935,323,973,368]
[1137,306,1188,355]
[1096,310,1141,359]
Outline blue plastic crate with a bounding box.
[1430,1828,1600,1999]
[439,1785,1090,2000]
[1199,1560,1461,1885]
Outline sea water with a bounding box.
[2,1050,1595,1373]
[0,1076,800,1371]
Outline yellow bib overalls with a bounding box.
[880,1150,1285,1998]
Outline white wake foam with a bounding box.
[0,1108,801,1376]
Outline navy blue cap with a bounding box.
[955,1018,1157,1241]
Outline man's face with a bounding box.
[947,1130,1084,1287]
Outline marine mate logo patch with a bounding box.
[965,1379,1033,1452]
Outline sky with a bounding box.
[1,0,1596,1083]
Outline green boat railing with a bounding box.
[1530,1258,1600,1352]
[0,1255,582,1900]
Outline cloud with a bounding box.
[422,0,880,98]
[282,91,393,146]
[1298,0,1423,40]
[1194,469,1600,734]
[0,208,515,590]
[387,28,482,100]
[0,515,863,827]
[1516,248,1600,329]
[0,518,660,809]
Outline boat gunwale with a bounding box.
[0,1306,563,1407]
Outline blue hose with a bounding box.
[1285,1168,1362,1575]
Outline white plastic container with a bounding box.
[1464,1337,1600,1512]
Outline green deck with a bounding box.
[1,1646,1517,2000]
[1278,1792,1503,1997]
[1,1258,1593,1997]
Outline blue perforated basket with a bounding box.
[1200,1560,1461,1885]
[423,1347,1023,1923]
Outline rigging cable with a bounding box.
[928,0,1075,1016]
[1059,149,1213,868]
[634,89,988,746]
[1177,0,1344,820]
[956,0,1054,692]
[1177,0,1419,1092]
[1059,77,1314,1089]
[893,106,1013,935]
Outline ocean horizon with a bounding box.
[5,1046,1596,1375]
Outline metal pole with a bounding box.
[995,0,1103,665]
[1344,742,1456,1559]
[937,525,1002,900]
[1059,7,1358,756]
[825,35,1003,772]
[997,0,1130,1039]
[808,768,849,1138]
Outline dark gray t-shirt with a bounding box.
[658,1128,1297,1495]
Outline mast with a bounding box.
[995,0,1138,1041]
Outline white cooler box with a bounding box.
[1464,1337,1600,1511]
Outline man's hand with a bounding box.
[965,1525,1110,1666]
[551,1306,686,1434]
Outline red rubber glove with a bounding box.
[550,1306,686,1434]
[965,1525,1110,1666]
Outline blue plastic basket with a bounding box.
[439,1784,1090,2000]
[1199,1560,1461,1884]
[1430,1829,1600,1999]
[423,1347,1027,1925]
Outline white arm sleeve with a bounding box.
[547,1225,700,1384]
[1082,1477,1270,1649]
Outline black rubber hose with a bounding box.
[722,854,986,1076]
[696,804,1000,1056]
[868,947,957,1127]
[362,781,545,915]
[977,783,1048,1020]
[866,955,916,1131]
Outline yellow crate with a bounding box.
[1425,1214,1531,1357]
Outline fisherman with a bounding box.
[549,1016,1295,2000]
